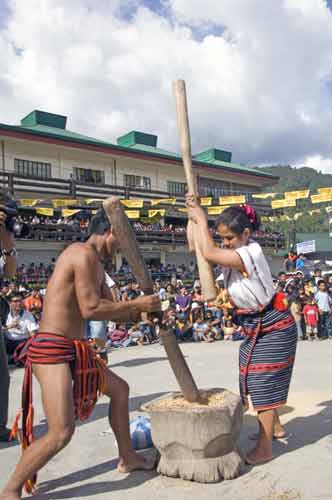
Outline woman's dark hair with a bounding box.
[88,208,111,236]
[215,205,261,235]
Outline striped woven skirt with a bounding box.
[238,308,297,411]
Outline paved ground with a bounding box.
[1,340,332,500]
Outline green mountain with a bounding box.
[257,165,332,235]
[258,165,332,193]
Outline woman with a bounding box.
[186,196,297,465]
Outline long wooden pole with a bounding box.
[103,197,200,402]
[173,80,216,301]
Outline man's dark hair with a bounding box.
[87,208,111,236]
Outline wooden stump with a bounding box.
[143,389,244,483]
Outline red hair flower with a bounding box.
[240,204,257,226]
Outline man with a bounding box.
[24,288,43,313]
[0,200,18,444]
[1,209,160,500]
[4,295,38,363]
[315,280,332,339]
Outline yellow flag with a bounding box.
[311,193,332,204]
[177,208,188,213]
[318,187,332,194]
[252,193,277,199]
[284,189,309,200]
[219,195,245,205]
[121,199,144,209]
[271,199,296,209]
[148,209,166,218]
[200,197,212,206]
[36,208,54,216]
[52,199,77,208]
[62,209,81,217]
[208,206,230,215]
[125,210,140,219]
[150,198,176,206]
[20,199,40,207]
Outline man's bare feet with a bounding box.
[117,451,157,473]
[0,491,21,500]
[245,446,273,465]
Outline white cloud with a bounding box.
[1,0,332,172]
[300,155,332,174]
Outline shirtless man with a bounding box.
[0,209,160,500]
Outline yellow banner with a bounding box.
[92,209,98,214]
[219,195,245,205]
[284,189,309,200]
[121,199,144,209]
[86,198,102,204]
[148,209,166,218]
[36,208,54,216]
[20,199,41,207]
[150,198,176,206]
[311,193,332,204]
[200,197,212,206]
[125,210,140,219]
[62,209,81,217]
[177,208,188,213]
[208,206,230,215]
[271,199,296,209]
[52,199,77,208]
[318,187,332,194]
[252,193,277,199]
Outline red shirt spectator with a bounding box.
[303,302,319,327]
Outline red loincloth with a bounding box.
[11,332,108,495]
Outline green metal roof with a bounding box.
[0,110,278,181]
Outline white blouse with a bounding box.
[222,241,275,310]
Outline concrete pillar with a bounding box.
[160,250,166,265]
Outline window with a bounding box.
[73,167,105,184]
[167,181,186,195]
[124,175,151,190]
[14,158,52,179]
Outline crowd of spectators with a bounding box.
[3,253,332,365]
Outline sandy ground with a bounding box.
[1,340,332,500]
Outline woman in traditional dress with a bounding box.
[186,196,297,464]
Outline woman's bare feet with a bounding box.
[245,445,273,465]
[117,451,157,473]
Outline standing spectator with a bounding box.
[313,268,322,287]
[315,280,332,339]
[302,298,319,341]
[0,201,17,442]
[24,287,43,313]
[295,254,306,272]
[284,251,297,272]
[290,298,304,340]
[273,284,289,311]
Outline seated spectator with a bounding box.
[175,286,191,321]
[205,310,222,339]
[223,319,235,340]
[4,294,38,364]
[192,317,215,343]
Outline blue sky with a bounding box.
[1,0,332,172]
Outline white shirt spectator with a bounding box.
[5,310,38,341]
[222,240,275,310]
[315,291,331,312]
